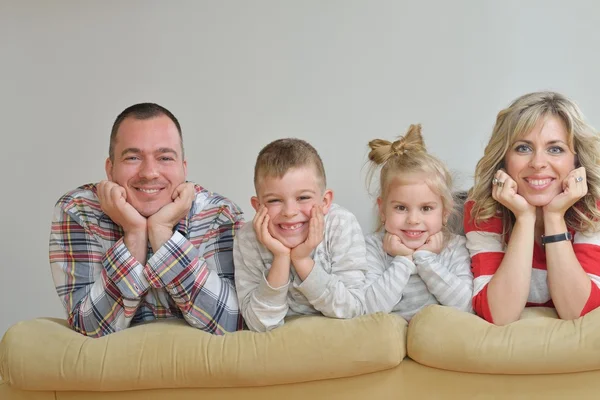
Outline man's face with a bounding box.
[105,115,187,217]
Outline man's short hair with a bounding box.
[109,103,183,161]
[254,138,327,190]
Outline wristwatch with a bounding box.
[541,232,573,246]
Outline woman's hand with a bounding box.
[544,167,588,218]
[492,169,536,220]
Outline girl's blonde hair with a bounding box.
[367,124,456,238]
[469,91,600,234]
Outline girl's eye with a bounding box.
[515,144,532,153]
[422,206,433,212]
[394,205,406,211]
[548,146,564,154]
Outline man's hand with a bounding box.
[417,231,444,254]
[544,167,588,218]
[97,180,148,263]
[148,182,195,252]
[253,205,291,257]
[97,180,146,234]
[383,232,414,259]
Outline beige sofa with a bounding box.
[3,304,600,399]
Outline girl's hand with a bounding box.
[417,231,444,254]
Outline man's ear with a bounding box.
[183,159,188,179]
[321,189,334,214]
[251,196,260,212]
[105,158,113,181]
[377,197,385,223]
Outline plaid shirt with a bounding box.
[50,183,244,337]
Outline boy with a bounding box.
[234,138,367,332]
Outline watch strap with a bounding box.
[541,232,573,246]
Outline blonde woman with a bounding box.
[465,91,600,325]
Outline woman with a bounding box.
[464,91,600,325]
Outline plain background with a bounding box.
[1,0,600,337]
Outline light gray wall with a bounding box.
[1,0,599,336]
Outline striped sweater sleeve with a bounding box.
[363,232,415,314]
[413,235,474,313]
[572,230,600,316]
[463,201,504,322]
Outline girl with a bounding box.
[364,124,473,321]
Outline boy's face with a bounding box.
[252,165,333,249]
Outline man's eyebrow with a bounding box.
[121,148,141,156]
[120,147,179,157]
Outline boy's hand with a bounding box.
[291,205,324,263]
[253,205,291,257]
[383,232,414,259]
[97,180,146,234]
[417,231,444,254]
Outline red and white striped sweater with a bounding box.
[463,200,600,323]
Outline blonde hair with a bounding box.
[469,91,600,234]
[367,124,456,238]
[254,138,326,191]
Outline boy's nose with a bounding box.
[282,202,298,217]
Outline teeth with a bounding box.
[404,231,423,237]
[138,188,160,193]
[528,179,552,186]
[280,223,303,230]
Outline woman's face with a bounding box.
[504,116,576,207]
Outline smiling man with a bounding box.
[50,103,244,337]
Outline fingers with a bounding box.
[252,205,268,239]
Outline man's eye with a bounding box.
[125,156,140,161]
[160,157,175,161]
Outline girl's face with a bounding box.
[377,172,445,250]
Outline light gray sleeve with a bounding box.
[413,235,474,313]
[295,209,367,318]
[233,223,290,332]
[363,233,416,314]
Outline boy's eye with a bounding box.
[266,199,281,204]
[298,196,312,201]
[548,146,564,154]
[515,144,532,153]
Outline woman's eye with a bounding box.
[548,146,564,154]
[515,144,531,153]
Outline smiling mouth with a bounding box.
[279,222,305,231]
[402,230,425,238]
[524,178,553,189]
[135,188,162,194]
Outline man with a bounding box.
[50,103,244,337]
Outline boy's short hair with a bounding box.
[254,138,327,191]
